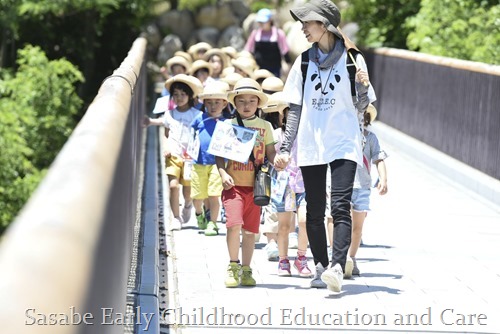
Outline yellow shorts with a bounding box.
[165,155,191,186]
[190,164,223,199]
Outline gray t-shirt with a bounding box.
[353,130,388,189]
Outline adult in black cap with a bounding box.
[275,0,376,293]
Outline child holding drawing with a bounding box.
[215,78,277,288]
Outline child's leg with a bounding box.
[277,212,293,258]
[208,196,220,222]
[182,185,192,208]
[193,199,204,215]
[241,231,255,266]
[168,175,181,218]
[227,225,242,262]
[326,217,334,250]
[349,210,367,258]
[297,204,308,252]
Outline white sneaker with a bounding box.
[181,204,193,224]
[170,217,183,231]
[288,232,298,249]
[321,263,343,292]
[344,257,354,279]
[310,263,327,288]
[263,241,279,261]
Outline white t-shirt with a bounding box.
[283,49,376,167]
[163,107,201,157]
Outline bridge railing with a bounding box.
[0,37,148,334]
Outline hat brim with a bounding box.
[366,104,377,123]
[165,75,203,97]
[227,89,268,108]
[290,8,343,40]
[261,102,288,114]
[198,93,228,101]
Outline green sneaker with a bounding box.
[196,212,207,230]
[225,263,240,288]
[204,221,219,236]
[240,265,256,286]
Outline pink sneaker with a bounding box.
[294,255,313,277]
[278,259,291,276]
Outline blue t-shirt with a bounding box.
[191,113,226,165]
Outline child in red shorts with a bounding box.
[215,78,277,288]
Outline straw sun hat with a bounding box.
[203,48,230,68]
[220,72,244,87]
[228,78,268,108]
[198,81,230,102]
[189,59,213,76]
[231,57,257,78]
[166,55,191,74]
[261,91,289,114]
[261,76,284,94]
[165,74,203,97]
[366,103,378,123]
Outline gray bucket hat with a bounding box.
[290,0,342,40]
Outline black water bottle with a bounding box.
[253,164,271,206]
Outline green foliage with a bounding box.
[178,0,216,12]
[342,0,420,49]
[0,45,83,231]
[406,0,499,64]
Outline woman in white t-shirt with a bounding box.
[274,0,376,294]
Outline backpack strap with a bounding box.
[300,49,309,95]
[300,46,360,99]
[346,49,361,99]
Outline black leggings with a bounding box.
[301,159,357,270]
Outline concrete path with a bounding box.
[163,122,500,334]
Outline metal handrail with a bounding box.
[0,37,147,334]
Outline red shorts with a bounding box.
[222,186,260,234]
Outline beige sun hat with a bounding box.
[289,0,343,40]
[220,72,244,87]
[231,57,257,78]
[198,81,230,101]
[366,103,378,123]
[174,51,193,63]
[203,48,230,68]
[228,78,268,108]
[261,92,289,114]
[253,69,275,82]
[221,66,235,78]
[237,50,255,60]
[261,76,284,94]
[188,42,213,59]
[189,59,213,76]
[221,46,238,59]
[165,74,204,97]
[166,55,191,74]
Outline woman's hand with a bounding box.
[356,69,370,87]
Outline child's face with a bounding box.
[171,88,190,108]
[171,64,186,75]
[234,94,259,118]
[204,98,227,116]
[195,69,210,83]
[208,55,223,76]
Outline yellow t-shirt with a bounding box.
[226,117,276,187]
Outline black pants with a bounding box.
[301,159,357,270]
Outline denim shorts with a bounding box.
[272,192,306,213]
[351,188,371,212]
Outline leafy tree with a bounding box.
[406,0,499,64]
[342,0,420,49]
[0,45,83,232]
